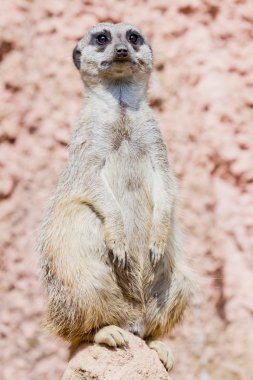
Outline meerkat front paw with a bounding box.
[94,325,129,347]
[149,240,166,267]
[108,239,128,269]
[104,219,128,269]
[148,340,174,372]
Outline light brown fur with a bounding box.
[38,23,195,372]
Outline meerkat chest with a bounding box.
[95,111,152,160]
[111,127,149,160]
[101,126,153,192]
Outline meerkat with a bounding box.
[39,22,195,372]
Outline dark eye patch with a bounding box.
[126,30,144,48]
[89,29,112,51]
[73,45,81,70]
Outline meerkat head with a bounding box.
[73,23,153,82]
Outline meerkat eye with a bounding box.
[96,34,108,45]
[128,33,139,45]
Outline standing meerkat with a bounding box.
[39,22,195,372]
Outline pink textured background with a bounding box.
[1,1,253,379]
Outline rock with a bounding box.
[62,334,170,380]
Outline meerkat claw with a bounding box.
[150,248,155,266]
[118,255,126,269]
[111,243,127,269]
[149,241,165,267]
[118,252,127,269]
[150,247,160,267]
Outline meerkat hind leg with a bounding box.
[94,325,129,348]
[148,340,174,372]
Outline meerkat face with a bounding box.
[73,23,153,80]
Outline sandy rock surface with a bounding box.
[62,334,170,380]
[1,0,253,379]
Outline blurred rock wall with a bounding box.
[1,1,253,379]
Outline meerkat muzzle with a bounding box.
[115,43,129,58]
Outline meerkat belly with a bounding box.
[102,142,154,261]
[102,144,154,336]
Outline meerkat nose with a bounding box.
[115,44,128,58]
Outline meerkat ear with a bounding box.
[73,45,81,70]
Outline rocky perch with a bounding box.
[62,333,171,380]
